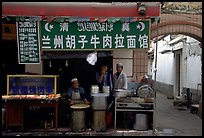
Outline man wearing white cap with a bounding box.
[67,78,91,128]
[113,63,128,90]
[67,78,90,105]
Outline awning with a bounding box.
[167,36,186,45]
[2,2,160,17]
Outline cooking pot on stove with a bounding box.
[115,89,131,97]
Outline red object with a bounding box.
[2,2,160,17]
[6,101,24,130]
[5,99,59,131]
[90,17,95,21]
[106,112,112,126]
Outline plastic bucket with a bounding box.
[133,114,148,131]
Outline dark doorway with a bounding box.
[175,50,182,97]
[42,51,113,101]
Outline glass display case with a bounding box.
[3,75,60,131]
[7,75,58,95]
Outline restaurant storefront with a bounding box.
[2,2,160,132]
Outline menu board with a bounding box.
[16,20,41,64]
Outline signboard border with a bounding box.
[40,19,151,51]
[16,20,41,64]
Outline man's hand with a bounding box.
[99,70,105,82]
[84,99,90,105]
[69,100,75,105]
[61,93,67,97]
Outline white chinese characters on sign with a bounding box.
[41,21,149,49]
[60,23,69,32]
[139,34,148,48]
[90,35,100,49]
[17,21,40,63]
[115,34,124,48]
[127,35,136,48]
[42,34,148,49]
[54,35,63,49]
[78,35,88,49]
[103,34,112,49]
[42,36,51,49]
[66,35,75,49]
[19,22,36,28]
[121,23,130,32]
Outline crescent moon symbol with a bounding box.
[139,22,145,31]
[45,23,51,32]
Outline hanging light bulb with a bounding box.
[65,60,69,67]
[49,61,52,68]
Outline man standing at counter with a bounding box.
[113,63,130,129]
[113,63,128,90]
[95,65,113,92]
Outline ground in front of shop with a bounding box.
[2,126,155,136]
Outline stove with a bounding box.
[116,97,153,109]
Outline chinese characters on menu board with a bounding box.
[16,21,41,64]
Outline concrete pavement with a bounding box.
[154,92,202,136]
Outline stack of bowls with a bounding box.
[91,85,99,93]
[102,86,110,93]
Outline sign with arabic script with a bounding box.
[16,21,41,64]
[7,75,57,95]
[41,20,150,50]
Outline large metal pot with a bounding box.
[91,93,108,110]
[70,104,90,132]
[93,110,106,131]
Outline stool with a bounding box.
[44,112,54,129]
[44,120,54,129]
[190,104,199,114]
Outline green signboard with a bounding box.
[41,20,150,50]
[16,21,41,64]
